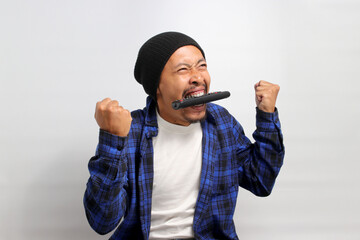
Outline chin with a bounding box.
[184,110,207,123]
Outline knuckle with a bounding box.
[271,85,279,91]
[120,109,128,116]
[107,104,114,110]
[123,109,131,118]
[98,104,106,112]
[97,98,111,110]
[111,106,120,113]
[102,97,111,103]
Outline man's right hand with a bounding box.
[95,98,132,137]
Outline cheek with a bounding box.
[168,78,187,94]
[159,83,180,102]
[204,73,211,89]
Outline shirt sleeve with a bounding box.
[83,129,129,234]
[234,108,285,196]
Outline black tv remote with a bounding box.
[172,91,231,110]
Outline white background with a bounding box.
[1,0,359,239]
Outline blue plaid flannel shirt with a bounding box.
[84,97,284,239]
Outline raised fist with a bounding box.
[254,80,280,113]
[94,98,132,137]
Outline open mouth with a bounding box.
[183,90,206,107]
[184,90,205,99]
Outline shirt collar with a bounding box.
[144,96,158,127]
[204,103,217,125]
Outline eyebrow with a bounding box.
[174,58,206,69]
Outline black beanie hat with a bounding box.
[134,31,205,100]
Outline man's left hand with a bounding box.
[254,80,280,113]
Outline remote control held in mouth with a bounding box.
[172,91,231,110]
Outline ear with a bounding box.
[156,87,161,99]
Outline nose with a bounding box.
[189,69,203,85]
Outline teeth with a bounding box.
[185,91,204,99]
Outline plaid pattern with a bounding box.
[84,97,284,240]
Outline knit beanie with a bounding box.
[134,31,205,100]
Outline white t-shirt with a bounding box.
[149,111,202,239]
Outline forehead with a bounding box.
[166,45,205,66]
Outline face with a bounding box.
[156,45,211,126]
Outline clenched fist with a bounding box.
[95,98,132,137]
[254,80,280,113]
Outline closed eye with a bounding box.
[177,67,189,72]
[198,63,207,69]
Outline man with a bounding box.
[83,32,284,240]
